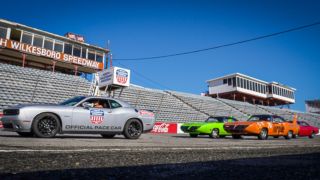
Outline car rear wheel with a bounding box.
[209,129,219,138]
[101,134,116,138]
[17,132,34,137]
[123,119,142,139]
[32,113,60,138]
[309,132,315,139]
[258,128,268,140]
[285,131,293,140]
[190,134,198,138]
[232,134,242,139]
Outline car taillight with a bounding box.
[3,109,20,115]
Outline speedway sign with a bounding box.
[0,37,103,70]
[98,66,131,88]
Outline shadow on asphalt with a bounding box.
[1,153,319,179]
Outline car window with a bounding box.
[59,96,86,106]
[206,117,224,123]
[273,117,284,123]
[109,100,122,109]
[300,122,309,126]
[248,115,272,122]
[81,98,110,109]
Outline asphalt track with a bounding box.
[0,131,319,179]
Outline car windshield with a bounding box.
[205,117,225,123]
[59,96,86,106]
[247,115,272,122]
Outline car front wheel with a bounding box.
[32,113,60,138]
[209,129,219,138]
[258,128,268,140]
[309,132,315,139]
[123,119,143,139]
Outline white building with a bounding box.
[206,73,295,106]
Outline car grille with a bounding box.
[180,126,200,132]
[3,123,13,129]
[3,109,19,116]
[224,125,248,133]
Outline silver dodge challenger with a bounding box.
[1,96,155,139]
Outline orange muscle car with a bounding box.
[224,114,299,140]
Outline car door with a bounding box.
[272,116,285,136]
[70,98,118,132]
[299,122,311,136]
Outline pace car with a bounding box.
[1,96,155,139]
[224,114,299,140]
[180,116,238,138]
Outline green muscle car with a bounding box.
[180,116,238,138]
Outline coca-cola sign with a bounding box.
[151,122,178,134]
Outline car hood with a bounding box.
[224,121,255,126]
[181,122,213,127]
[6,104,61,109]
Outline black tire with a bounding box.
[190,134,198,138]
[17,132,34,137]
[209,129,219,138]
[285,130,293,140]
[101,134,116,138]
[273,136,279,138]
[232,134,242,139]
[309,132,315,139]
[123,119,143,139]
[258,128,268,140]
[32,113,60,138]
[292,134,297,139]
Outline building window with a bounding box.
[64,43,73,55]
[10,28,21,42]
[54,41,63,52]
[228,78,231,86]
[241,78,244,88]
[81,48,87,59]
[21,32,32,44]
[232,77,236,87]
[88,50,95,60]
[73,45,81,57]
[237,77,240,87]
[0,27,7,38]
[44,38,54,50]
[96,52,103,63]
[223,79,227,84]
[33,35,43,48]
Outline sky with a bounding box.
[1,0,320,111]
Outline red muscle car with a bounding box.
[297,121,319,138]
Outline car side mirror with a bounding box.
[82,102,93,109]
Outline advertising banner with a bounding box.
[0,37,103,70]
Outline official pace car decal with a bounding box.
[90,109,104,124]
[116,69,128,84]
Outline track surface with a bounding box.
[0,131,319,179]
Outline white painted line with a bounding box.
[0,145,319,153]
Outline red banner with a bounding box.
[151,122,178,134]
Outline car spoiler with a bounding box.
[288,114,298,124]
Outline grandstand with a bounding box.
[1,62,319,127]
